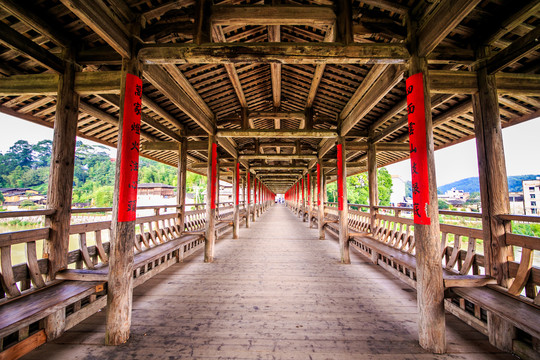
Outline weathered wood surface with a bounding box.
[21,206,513,359]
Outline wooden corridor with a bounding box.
[21,205,513,360]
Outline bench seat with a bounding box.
[0,280,104,339]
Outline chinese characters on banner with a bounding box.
[337,143,344,211]
[118,73,142,222]
[406,73,431,225]
[210,143,218,209]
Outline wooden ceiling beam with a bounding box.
[144,65,214,134]
[239,154,317,160]
[268,23,281,109]
[0,21,64,73]
[430,71,540,95]
[251,166,306,171]
[142,141,207,152]
[416,0,481,57]
[142,94,184,131]
[358,0,409,15]
[60,0,130,58]
[249,111,305,120]
[218,130,337,138]
[0,0,71,47]
[340,65,405,136]
[480,1,540,46]
[0,71,124,96]
[486,25,540,74]
[210,5,336,27]
[139,43,409,65]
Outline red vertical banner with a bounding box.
[247,172,251,204]
[118,73,143,222]
[337,143,344,211]
[317,163,321,206]
[307,174,310,205]
[210,143,218,209]
[235,162,240,205]
[406,73,431,225]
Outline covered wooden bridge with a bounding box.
[0,0,539,359]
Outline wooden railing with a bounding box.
[0,202,247,301]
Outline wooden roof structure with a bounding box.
[0,0,539,193]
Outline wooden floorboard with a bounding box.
[21,205,515,359]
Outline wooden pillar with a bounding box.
[302,175,307,222]
[408,29,445,351]
[317,160,325,239]
[177,137,187,234]
[337,137,350,263]
[473,46,514,351]
[233,160,240,239]
[106,57,142,345]
[246,169,251,228]
[44,50,79,282]
[252,176,257,221]
[367,141,378,233]
[204,135,217,263]
[308,172,313,227]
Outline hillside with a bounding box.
[438,175,540,193]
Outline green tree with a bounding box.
[8,140,34,168]
[93,186,114,207]
[325,168,393,206]
[0,192,4,204]
[438,199,450,209]
[186,172,206,203]
[32,140,53,168]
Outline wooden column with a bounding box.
[106,57,142,345]
[233,160,240,239]
[409,42,445,352]
[302,175,307,222]
[308,172,313,227]
[473,46,514,351]
[252,176,257,221]
[367,141,378,233]
[246,169,251,228]
[337,136,350,263]
[43,50,79,340]
[318,160,325,239]
[177,137,187,234]
[204,135,217,263]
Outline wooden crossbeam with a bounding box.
[249,111,305,120]
[60,0,130,58]
[0,21,64,73]
[210,5,336,27]
[430,71,540,95]
[218,130,337,138]
[416,0,481,57]
[139,43,409,65]
[239,154,317,160]
[486,25,540,74]
[268,23,281,109]
[0,72,123,96]
[340,65,405,136]
[142,141,207,151]
[251,166,306,171]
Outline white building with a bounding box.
[523,179,540,215]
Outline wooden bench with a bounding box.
[0,214,205,360]
[343,228,539,357]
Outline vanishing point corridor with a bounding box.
[22,205,511,359]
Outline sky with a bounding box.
[1,112,539,187]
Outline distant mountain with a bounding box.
[438,175,540,194]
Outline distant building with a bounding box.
[137,183,175,198]
[0,188,46,210]
[439,188,470,206]
[509,192,524,214]
[523,179,540,215]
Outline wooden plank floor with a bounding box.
[23,205,515,359]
